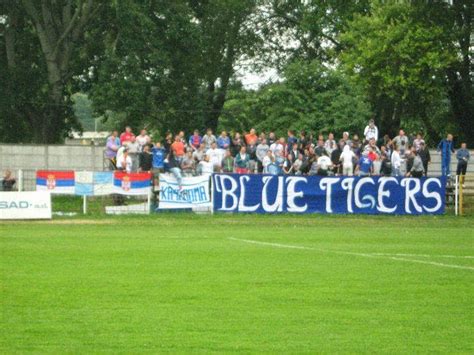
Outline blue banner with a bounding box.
[212,174,446,215]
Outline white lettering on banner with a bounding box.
[0,192,52,219]
[377,177,398,213]
[238,175,260,212]
[354,177,376,209]
[213,174,445,214]
[286,177,308,212]
[401,178,422,213]
[159,174,211,209]
[341,178,355,213]
[216,174,238,211]
[320,178,340,213]
[422,178,442,213]
[262,176,284,212]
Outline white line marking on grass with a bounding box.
[228,237,474,271]
[368,253,474,259]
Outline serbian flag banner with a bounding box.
[113,172,152,195]
[36,170,75,194]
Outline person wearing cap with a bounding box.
[364,118,379,142]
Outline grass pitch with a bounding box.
[1,215,473,353]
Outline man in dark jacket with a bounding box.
[331,141,344,175]
[418,142,431,176]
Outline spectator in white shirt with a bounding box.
[317,154,333,176]
[206,142,224,170]
[136,129,151,151]
[412,133,425,152]
[270,137,285,157]
[197,155,214,175]
[364,119,379,142]
[262,150,274,173]
[193,143,206,162]
[117,149,132,173]
[324,133,337,155]
[391,146,402,176]
[339,145,356,176]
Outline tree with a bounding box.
[340,1,472,144]
[85,0,260,136]
[1,0,101,143]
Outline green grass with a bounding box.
[1,214,473,353]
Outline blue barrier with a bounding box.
[212,174,446,215]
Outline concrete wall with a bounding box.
[0,144,106,190]
[0,144,105,171]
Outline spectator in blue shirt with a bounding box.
[217,131,230,150]
[357,154,373,176]
[188,130,202,151]
[151,142,165,171]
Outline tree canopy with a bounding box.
[0,0,472,145]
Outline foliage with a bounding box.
[340,1,471,143]
[219,61,371,137]
[0,0,472,145]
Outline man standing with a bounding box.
[127,136,140,172]
[393,130,409,157]
[206,142,223,171]
[222,149,235,173]
[244,128,258,146]
[188,130,202,151]
[437,134,455,176]
[201,129,217,149]
[171,135,186,163]
[456,143,470,181]
[391,146,402,177]
[406,151,425,178]
[256,139,270,173]
[418,142,431,176]
[136,129,151,151]
[356,153,373,177]
[324,133,337,156]
[116,149,132,173]
[138,144,153,172]
[120,126,135,145]
[235,146,250,174]
[105,131,119,170]
[217,131,230,150]
[364,119,379,142]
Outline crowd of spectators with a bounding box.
[105,120,470,189]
